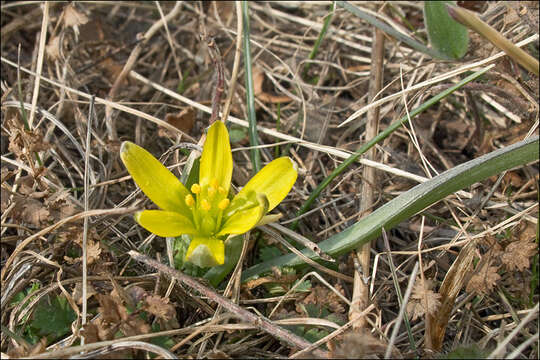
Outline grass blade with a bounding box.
[242,1,261,174]
[303,2,336,79]
[337,1,450,60]
[244,135,539,279]
[292,66,493,228]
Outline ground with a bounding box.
[1,1,538,358]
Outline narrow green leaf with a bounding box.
[337,1,449,60]
[292,67,492,228]
[242,1,261,174]
[243,136,539,280]
[424,1,469,59]
[303,2,335,78]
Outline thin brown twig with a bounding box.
[206,36,225,124]
[27,1,49,130]
[127,250,329,358]
[350,24,385,330]
[221,1,243,124]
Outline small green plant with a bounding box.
[24,295,76,344]
[121,120,297,268]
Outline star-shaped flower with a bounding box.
[121,120,297,267]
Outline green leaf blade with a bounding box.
[424,1,469,59]
[243,136,539,280]
[32,295,76,340]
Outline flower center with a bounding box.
[185,179,230,236]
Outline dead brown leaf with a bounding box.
[501,238,537,272]
[45,188,77,219]
[299,284,346,314]
[328,330,401,359]
[72,282,97,304]
[144,295,175,321]
[80,322,100,344]
[62,4,89,29]
[7,337,47,358]
[503,171,525,188]
[144,294,179,329]
[253,67,293,104]
[122,314,151,338]
[8,116,52,164]
[164,108,196,134]
[243,274,297,291]
[56,225,81,243]
[407,279,441,321]
[86,240,102,265]
[46,35,61,60]
[97,293,126,324]
[12,197,50,227]
[96,292,151,338]
[466,264,501,295]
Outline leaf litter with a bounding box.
[1,1,538,358]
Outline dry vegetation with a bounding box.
[1,1,538,358]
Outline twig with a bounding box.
[221,1,243,124]
[350,23,385,330]
[81,95,95,342]
[69,340,177,359]
[27,1,49,129]
[127,250,329,358]
[206,36,224,124]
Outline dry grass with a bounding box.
[1,1,538,358]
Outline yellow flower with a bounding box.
[120,121,297,267]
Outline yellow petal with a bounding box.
[200,121,232,193]
[121,141,191,214]
[135,210,196,237]
[237,157,297,211]
[185,236,225,267]
[218,193,268,236]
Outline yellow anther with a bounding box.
[201,199,211,211]
[210,178,219,188]
[191,183,201,194]
[218,186,227,195]
[207,186,216,198]
[218,198,230,210]
[185,194,195,207]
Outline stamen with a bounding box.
[207,186,216,198]
[210,178,219,188]
[201,199,211,211]
[185,194,195,207]
[218,198,230,210]
[191,183,201,194]
[218,186,227,195]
